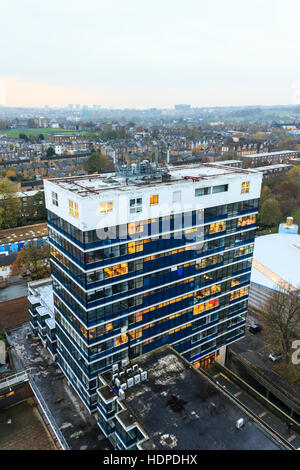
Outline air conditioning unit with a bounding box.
[112,363,119,372]
[141,371,147,381]
[132,364,139,371]
[134,374,141,385]
[119,389,125,400]
[120,383,127,391]
[121,358,129,368]
[115,378,120,388]
[119,371,125,379]
[126,368,132,375]
[127,377,134,388]
[236,418,245,429]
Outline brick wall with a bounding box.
[0,297,29,330]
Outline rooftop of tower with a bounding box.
[46,163,259,198]
[98,346,284,450]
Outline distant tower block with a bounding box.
[278,217,298,235]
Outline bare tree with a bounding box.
[262,283,300,364]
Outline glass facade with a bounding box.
[49,199,259,412]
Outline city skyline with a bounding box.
[1,0,300,108]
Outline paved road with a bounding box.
[7,322,112,451]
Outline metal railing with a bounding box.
[0,370,29,391]
[29,377,70,450]
[198,366,296,450]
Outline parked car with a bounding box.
[249,323,261,334]
[268,352,282,362]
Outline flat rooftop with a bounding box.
[47,164,257,197]
[101,347,283,450]
[242,150,297,159]
[0,280,28,302]
[28,278,54,318]
[251,233,300,290]
[0,223,48,245]
[253,164,293,171]
[0,398,56,450]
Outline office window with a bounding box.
[129,198,142,214]
[241,181,250,194]
[150,194,159,206]
[230,287,249,301]
[128,240,143,254]
[212,184,228,194]
[52,192,58,206]
[128,221,144,235]
[172,191,181,203]
[194,304,205,315]
[115,334,128,347]
[206,298,218,310]
[104,263,128,279]
[69,200,79,218]
[209,221,226,234]
[195,187,211,197]
[100,202,113,214]
[238,214,256,227]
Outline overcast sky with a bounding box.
[1,0,300,108]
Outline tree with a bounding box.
[39,134,45,141]
[84,152,114,174]
[19,133,29,141]
[24,191,47,223]
[46,147,56,158]
[260,197,282,228]
[0,178,21,229]
[262,284,300,364]
[277,135,298,151]
[11,245,50,281]
[5,169,17,180]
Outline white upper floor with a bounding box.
[44,164,263,231]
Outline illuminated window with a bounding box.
[104,263,128,279]
[241,181,250,194]
[231,278,241,288]
[74,202,79,218]
[194,304,205,315]
[206,298,218,310]
[150,194,159,205]
[196,258,207,269]
[128,240,143,254]
[115,334,128,347]
[234,244,253,258]
[52,192,58,206]
[69,200,79,218]
[69,200,74,216]
[128,328,143,340]
[209,221,226,234]
[129,198,142,214]
[100,202,113,214]
[106,323,113,332]
[128,221,144,235]
[238,214,256,227]
[230,287,249,301]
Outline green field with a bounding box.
[0,128,76,138]
[292,206,300,223]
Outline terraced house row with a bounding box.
[35,164,262,413]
